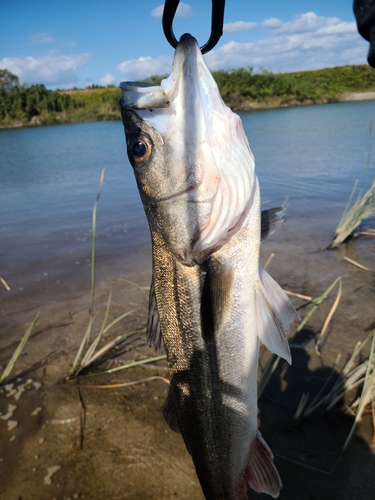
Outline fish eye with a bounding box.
[128,135,152,163]
[132,140,146,158]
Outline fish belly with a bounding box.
[152,184,261,499]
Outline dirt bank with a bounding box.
[0,225,374,499]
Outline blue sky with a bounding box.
[0,0,369,89]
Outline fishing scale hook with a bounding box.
[162,0,226,54]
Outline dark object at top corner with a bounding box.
[353,0,375,67]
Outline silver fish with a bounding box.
[120,34,298,499]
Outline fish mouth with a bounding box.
[158,183,207,203]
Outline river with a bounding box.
[0,100,375,500]
[0,100,374,294]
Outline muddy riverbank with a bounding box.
[1,224,374,500]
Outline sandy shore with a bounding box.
[1,223,375,499]
[342,91,375,101]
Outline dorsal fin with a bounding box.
[261,207,286,241]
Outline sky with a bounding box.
[0,0,370,89]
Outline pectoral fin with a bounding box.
[255,267,299,363]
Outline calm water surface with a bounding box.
[0,101,374,279]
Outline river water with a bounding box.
[0,100,374,295]
[1,102,375,500]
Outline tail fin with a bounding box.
[243,430,282,498]
[255,267,299,363]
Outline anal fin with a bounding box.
[243,430,282,498]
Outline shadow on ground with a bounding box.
[253,327,375,500]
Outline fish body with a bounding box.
[120,34,298,499]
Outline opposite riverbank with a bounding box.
[1,64,375,129]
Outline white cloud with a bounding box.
[0,52,93,86]
[151,2,192,18]
[203,12,368,73]
[100,73,115,86]
[223,21,257,34]
[30,32,55,44]
[262,18,283,29]
[263,12,354,36]
[117,55,172,80]
[115,11,368,82]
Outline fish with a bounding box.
[120,33,299,499]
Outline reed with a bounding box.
[0,313,39,385]
[332,178,375,247]
[332,123,375,247]
[290,330,375,451]
[67,171,164,379]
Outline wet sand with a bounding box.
[0,221,375,500]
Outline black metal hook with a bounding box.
[162,0,226,54]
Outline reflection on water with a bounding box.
[0,101,374,274]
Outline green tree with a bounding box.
[0,69,19,90]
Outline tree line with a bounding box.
[0,69,85,126]
[1,64,375,127]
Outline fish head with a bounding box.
[121,34,256,264]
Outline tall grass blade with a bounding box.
[69,354,167,380]
[80,289,113,369]
[0,313,39,385]
[316,278,342,353]
[80,309,136,369]
[342,256,371,272]
[78,328,138,368]
[83,376,170,389]
[69,312,98,376]
[264,253,275,270]
[90,168,105,315]
[332,178,375,247]
[342,331,375,452]
[0,277,10,291]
